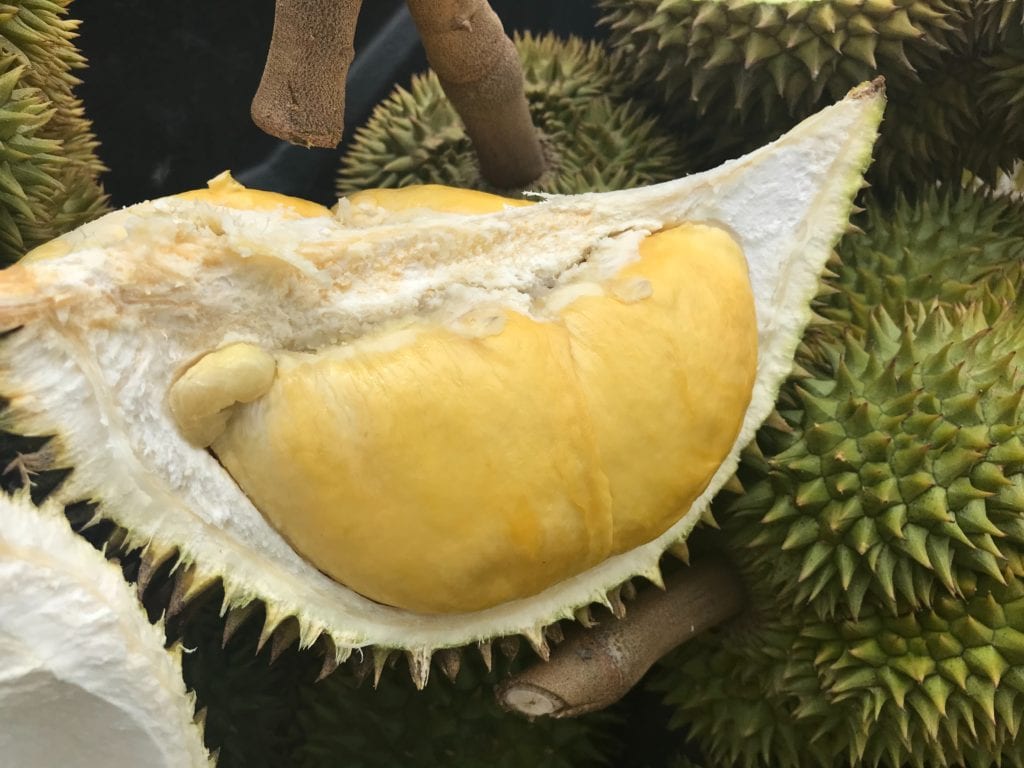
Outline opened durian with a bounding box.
[0,0,107,263]
[0,492,210,768]
[0,84,882,676]
[338,33,692,196]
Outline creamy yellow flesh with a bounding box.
[168,183,758,614]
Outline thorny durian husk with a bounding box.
[338,33,693,196]
[0,0,107,263]
[734,299,1024,620]
[597,0,1024,192]
[657,557,1024,768]
[824,187,1024,329]
[0,85,883,681]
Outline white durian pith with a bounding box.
[0,493,211,768]
[0,83,884,663]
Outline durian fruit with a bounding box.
[338,33,692,196]
[0,0,107,263]
[732,299,1024,620]
[657,565,1024,767]
[0,492,211,767]
[597,0,1023,189]
[0,85,882,676]
[825,187,1024,328]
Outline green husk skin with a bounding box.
[657,558,1024,768]
[596,0,1024,193]
[178,596,615,768]
[824,188,1024,329]
[338,33,693,196]
[736,300,1024,620]
[0,0,107,263]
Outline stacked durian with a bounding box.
[0,0,107,263]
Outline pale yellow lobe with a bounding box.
[176,171,331,219]
[168,343,276,448]
[168,186,758,614]
[345,184,534,214]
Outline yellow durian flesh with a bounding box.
[170,186,757,614]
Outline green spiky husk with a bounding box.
[176,595,615,768]
[596,0,1024,191]
[657,562,1024,768]
[0,0,107,263]
[824,188,1024,329]
[734,300,1024,620]
[338,33,693,196]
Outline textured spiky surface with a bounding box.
[338,33,691,196]
[657,567,1024,767]
[733,300,1024,620]
[597,0,1024,190]
[176,596,614,768]
[0,0,107,263]
[825,188,1024,328]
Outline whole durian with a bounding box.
[735,300,1024,619]
[658,563,1024,767]
[823,188,1024,328]
[338,33,693,196]
[596,0,1024,190]
[0,0,107,263]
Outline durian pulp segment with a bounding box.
[177,170,331,219]
[0,84,884,660]
[187,221,756,614]
[0,493,211,768]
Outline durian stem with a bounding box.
[252,0,363,148]
[404,0,546,188]
[496,559,745,718]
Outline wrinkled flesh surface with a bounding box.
[169,188,758,613]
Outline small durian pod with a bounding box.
[0,82,882,673]
[338,33,694,196]
[0,492,211,768]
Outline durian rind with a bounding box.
[0,0,107,263]
[735,300,1024,620]
[0,492,211,768]
[0,85,883,664]
[659,566,1024,768]
[826,186,1024,328]
[338,33,692,196]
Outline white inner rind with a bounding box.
[0,494,211,768]
[0,84,884,654]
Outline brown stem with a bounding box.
[404,0,546,188]
[252,0,363,148]
[496,559,745,718]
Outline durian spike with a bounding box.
[496,559,744,718]
[251,0,362,147]
[404,0,545,187]
[437,647,462,682]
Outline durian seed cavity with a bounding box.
[169,343,277,447]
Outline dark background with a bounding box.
[76,1,603,207]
